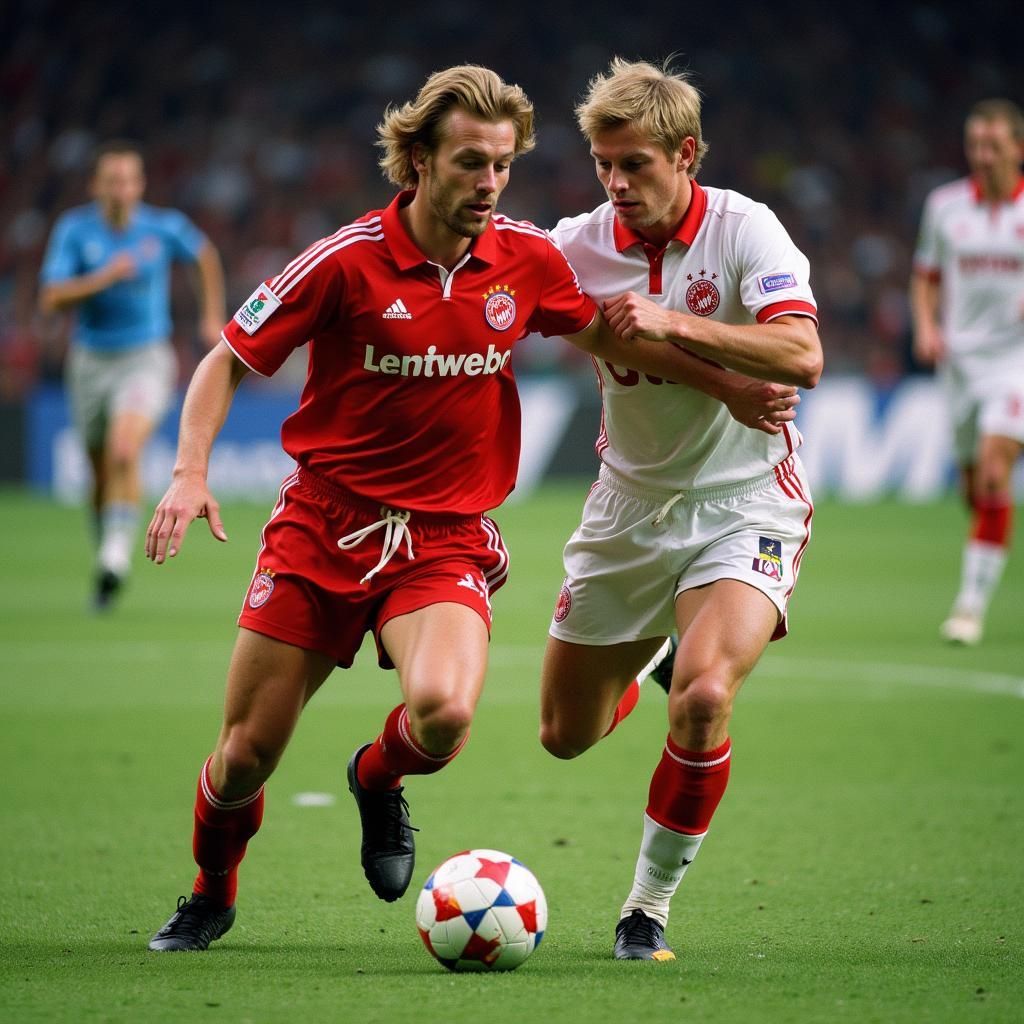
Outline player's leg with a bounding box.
[616,579,778,959]
[349,602,490,901]
[943,431,1021,644]
[96,344,177,606]
[149,628,336,951]
[538,635,668,759]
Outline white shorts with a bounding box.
[549,455,814,645]
[66,341,177,450]
[943,360,1024,465]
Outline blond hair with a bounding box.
[575,57,708,176]
[377,65,536,188]
[967,98,1024,142]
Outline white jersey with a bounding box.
[551,182,817,490]
[914,176,1024,377]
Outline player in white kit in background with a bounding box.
[911,98,1024,646]
[538,59,823,960]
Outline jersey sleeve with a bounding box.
[222,247,344,377]
[735,205,818,324]
[161,209,208,262]
[526,238,597,337]
[912,191,943,280]
[39,214,81,284]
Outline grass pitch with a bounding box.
[1,485,1021,1023]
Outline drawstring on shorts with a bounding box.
[337,507,414,584]
[651,492,684,527]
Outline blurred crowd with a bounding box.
[2,0,1022,398]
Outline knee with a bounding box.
[538,720,589,760]
[410,699,475,755]
[671,675,735,733]
[217,725,284,789]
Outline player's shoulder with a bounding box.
[490,212,558,250]
[703,185,774,227]
[549,203,616,248]
[924,176,973,211]
[53,203,99,231]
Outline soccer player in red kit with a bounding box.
[143,65,799,952]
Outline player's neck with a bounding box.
[634,177,693,250]
[401,196,472,271]
[101,203,134,230]
[975,168,1022,203]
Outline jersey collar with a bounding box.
[612,179,708,253]
[969,174,1024,204]
[382,190,498,270]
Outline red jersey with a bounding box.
[223,191,595,514]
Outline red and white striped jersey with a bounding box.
[551,182,817,490]
[223,191,596,514]
[913,175,1024,375]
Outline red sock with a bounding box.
[971,496,1012,546]
[191,758,264,907]
[646,735,732,835]
[603,680,641,738]
[356,704,468,790]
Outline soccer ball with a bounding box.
[415,849,547,972]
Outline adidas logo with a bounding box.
[382,298,413,320]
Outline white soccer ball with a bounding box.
[415,849,547,972]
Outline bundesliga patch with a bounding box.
[757,272,798,294]
[752,537,783,581]
[234,285,282,335]
[483,285,517,331]
[248,568,276,608]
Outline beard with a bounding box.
[428,176,492,239]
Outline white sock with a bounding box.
[953,540,1008,618]
[636,638,673,685]
[98,502,140,577]
[620,813,706,928]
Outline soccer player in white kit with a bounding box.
[538,59,823,960]
[911,98,1024,646]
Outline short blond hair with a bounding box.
[575,57,709,176]
[377,65,536,189]
[967,98,1024,142]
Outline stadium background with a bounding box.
[2,0,1023,501]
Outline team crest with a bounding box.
[752,537,783,581]
[554,582,572,623]
[685,271,720,317]
[483,284,517,331]
[248,567,276,608]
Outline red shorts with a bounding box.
[237,469,510,668]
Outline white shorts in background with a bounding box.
[943,360,1024,465]
[549,455,814,646]
[66,340,177,450]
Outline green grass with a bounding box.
[1,486,1022,1023]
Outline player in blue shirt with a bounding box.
[39,141,225,609]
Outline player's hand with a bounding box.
[102,251,137,286]
[723,378,800,434]
[603,292,680,342]
[146,473,228,565]
[912,325,946,366]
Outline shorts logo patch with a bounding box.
[248,568,276,608]
[685,274,720,316]
[234,285,282,335]
[752,537,783,581]
[554,583,572,623]
[483,285,517,331]
[456,572,489,600]
[757,272,798,294]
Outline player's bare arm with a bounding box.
[38,251,137,314]
[909,270,946,365]
[146,341,249,564]
[565,311,801,434]
[603,291,822,388]
[193,241,228,349]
